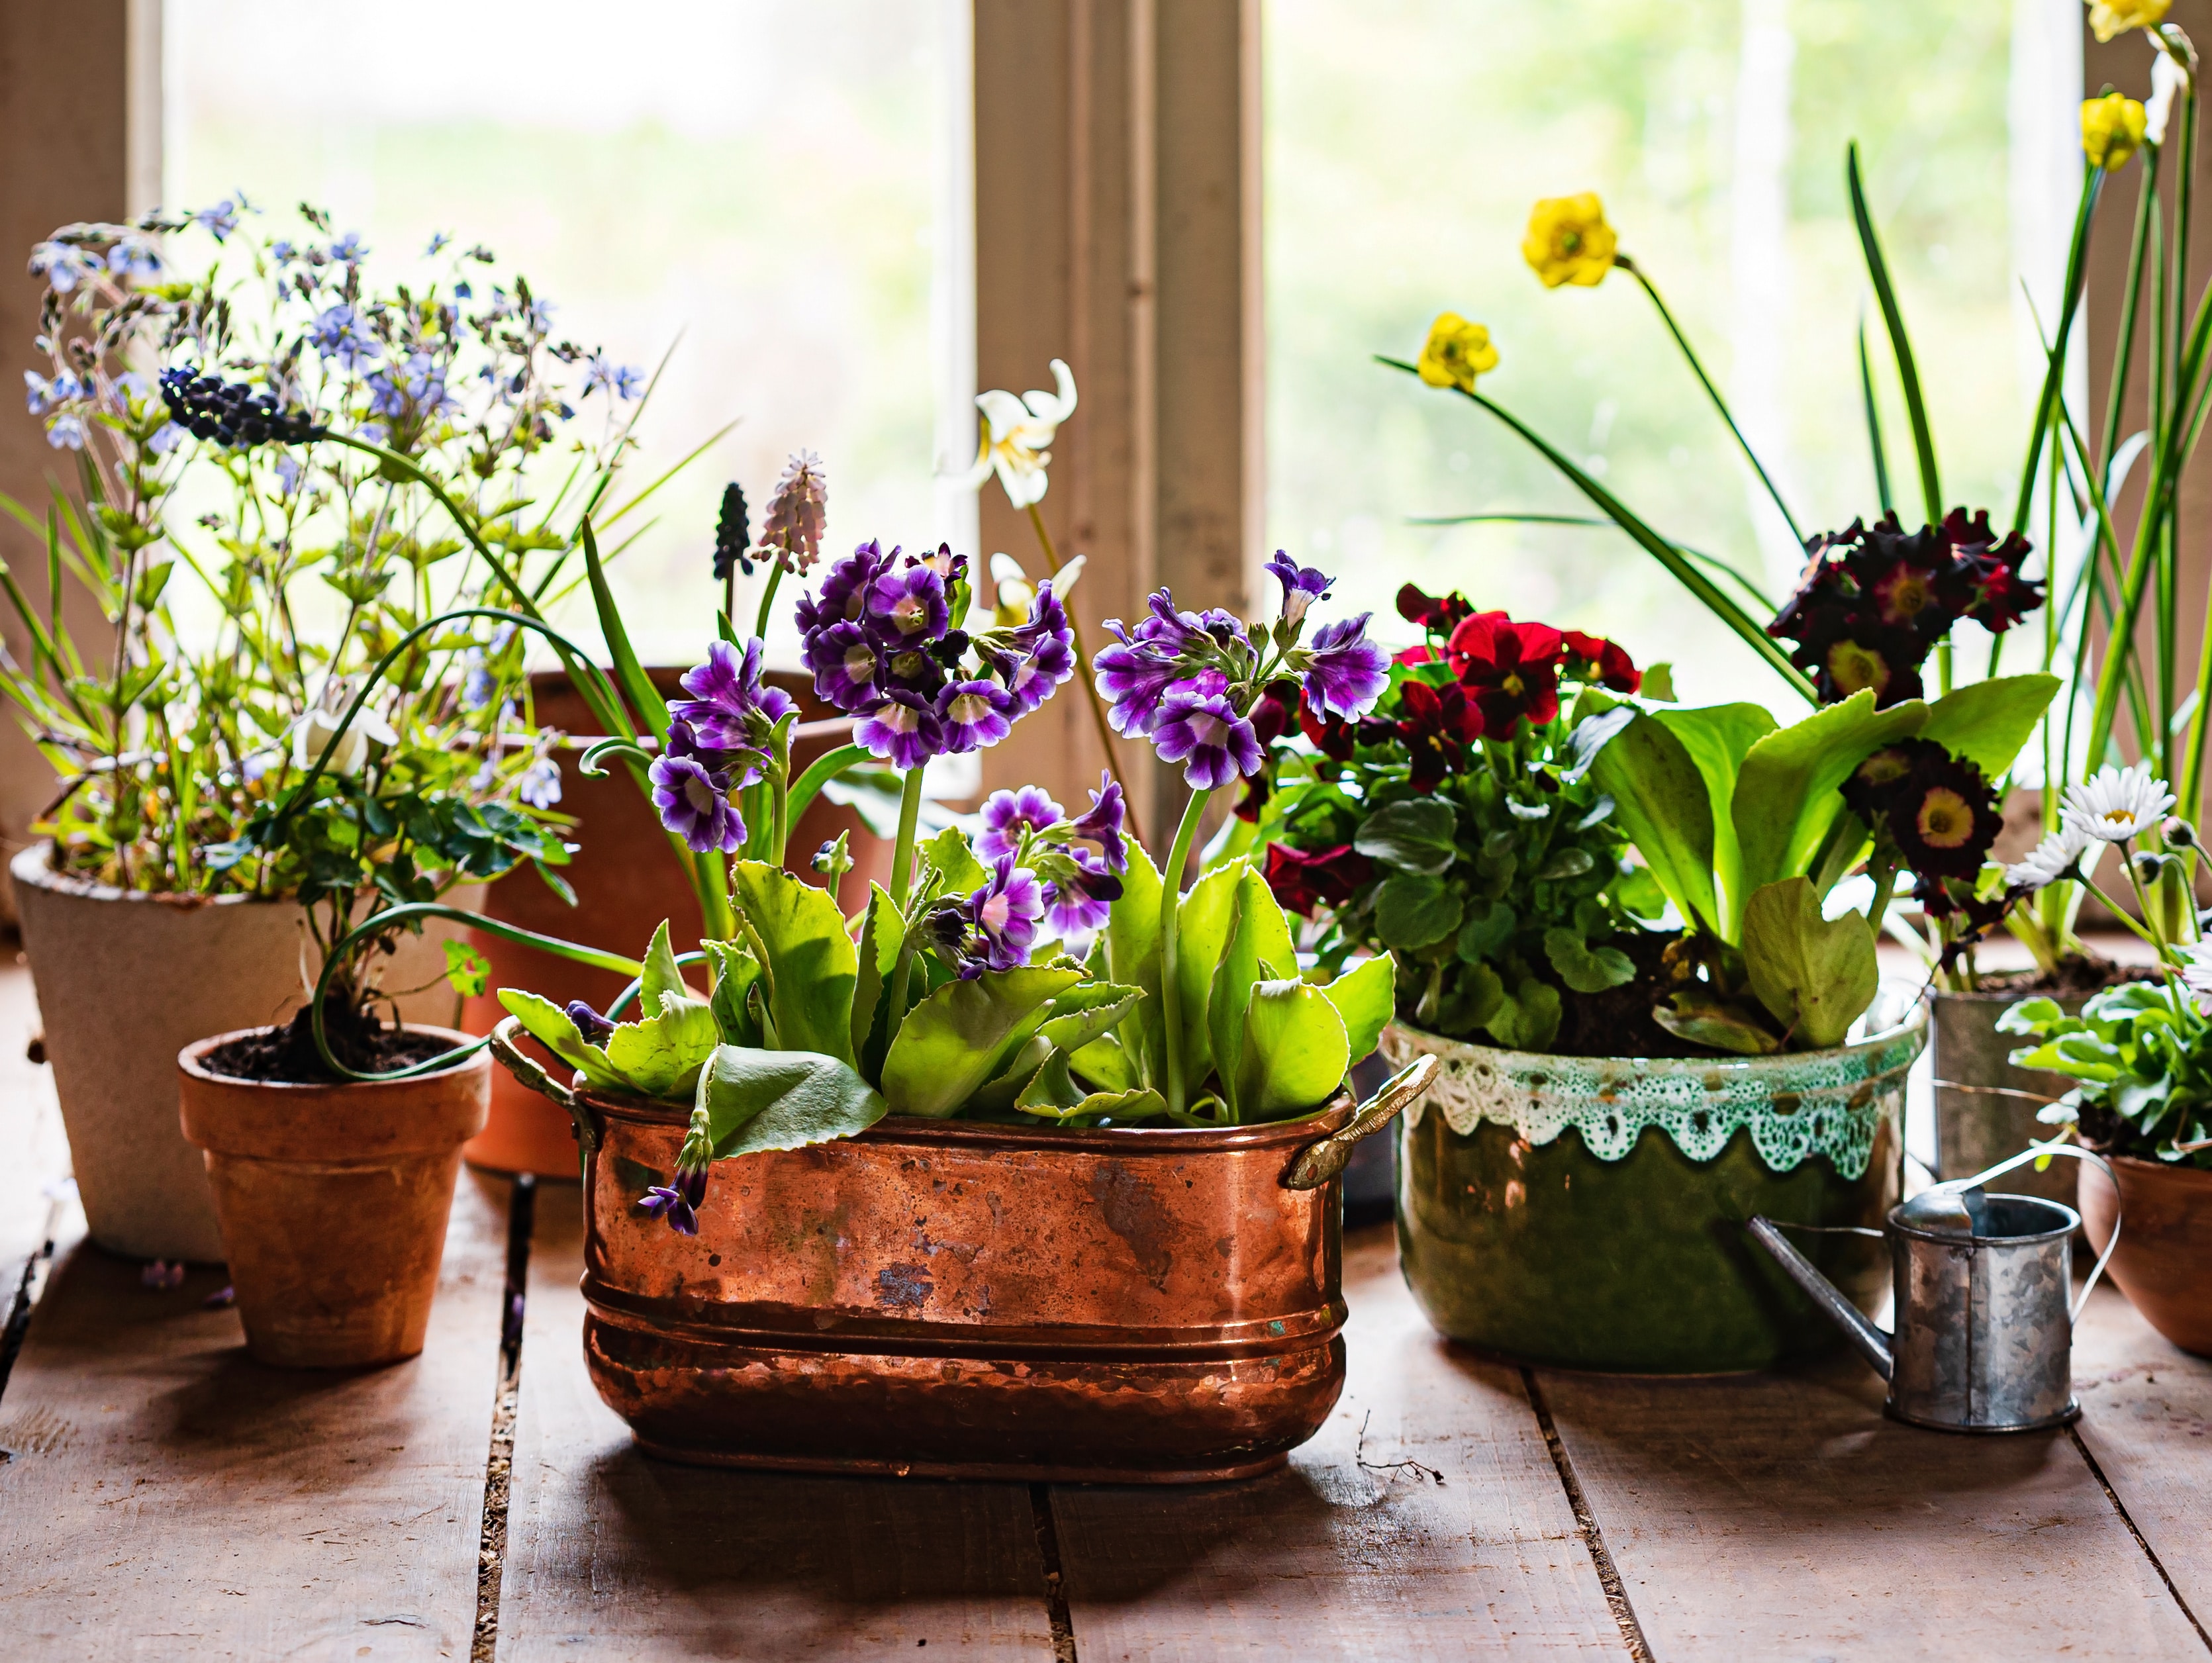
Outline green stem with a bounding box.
[889,765,926,908]
[787,741,869,828]
[1025,501,1128,796]
[754,564,785,640]
[1619,257,1802,546]
[2010,166,2103,534]
[1157,786,1214,1119]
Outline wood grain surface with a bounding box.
[1046,1227,1625,1662]
[1541,1342,2209,1660]
[491,1183,1059,1660]
[0,1168,510,1662]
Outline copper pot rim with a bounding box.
[577,1081,1355,1153]
[179,1022,493,1092]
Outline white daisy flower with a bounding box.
[2005,822,2090,891]
[2183,944,2212,1015]
[2061,761,2176,844]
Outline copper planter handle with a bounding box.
[1284,1055,1439,1191]
[489,1015,598,1159]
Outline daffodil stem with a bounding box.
[1025,501,1128,796]
[889,765,926,909]
[1158,785,1214,1119]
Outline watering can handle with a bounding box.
[1285,1055,1439,1191]
[1949,1142,2121,1323]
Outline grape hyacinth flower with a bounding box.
[712,482,751,581]
[761,450,828,576]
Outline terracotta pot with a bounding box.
[458,668,890,1178]
[2079,1155,2212,1356]
[177,1026,490,1368]
[491,1020,1414,1482]
[13,843,479,1263]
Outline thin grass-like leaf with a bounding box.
[1856,317,1893,514]
[1407,511,1773,608]
[1847,142,1941,523]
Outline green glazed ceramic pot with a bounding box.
[1384,993,1926,1374]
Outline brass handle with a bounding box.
[489,1016,599,1159]
[1284,1055,1438,1191]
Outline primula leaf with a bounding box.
[695,1044,888,1160]
[1014,1051,1166,1122]
[499,988,630,1092]
[728,860,857,1063]
[1374,871,1463,950]
[1740,876,1879,1049]
[1729,690,1925,939]
[604,994,720,1099]
[1482,976,1562,1053]
[1069,1030,1139,1093]
[1210,884,1263,1119]
[1916,674,2060,781]
[1581,708,1721,935]
[704,939,763,1047]
[1653,702,1775,927]
[1102,841,1166,1088]
[920,824,987,898]
[1037,980,1145,1055]
[640,920,690,1011]
[1996,995,2066,1036]
[1653,990,1783,1055]
[1543,927,1636,995]
[1235,978,1350,1121]
[1320,954,1394,1063]
[1353,798,1459,875]
[1174,859,1247,1090]
[847,882,904,1069]
[880,965,1082,1117]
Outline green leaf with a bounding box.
[1207,867,1299,1116]
[727,860,858,1063]
[1916,675,2060,781]
[1653,991,1783,1056]
[1456,898,1517,961]
[1483,976,1562,1053]
[1739,877,1879,1049]
[1641,663,1677,702]
[1353,798,1459,875]
[1374,871,1463,950]
[1543,927,1636,995]
[1102,841,1165,1088]
[604,996,720,1099]
[1997,995,2066,1036]
[695,1045,888,1160]
[640,920,689,1010]
[497,988,628,1092]
[920,825,986,899]
[880,965,1083,1117]
[1729,690,1925,938]
[1174,860,1247,1090]
[1069,1029,1139,1093]
[1653,702,1776,929]
[1235,978,1350,1121]
[847,882,903,1067]
[1037,980,1146,1056]
[442,939,489,997]
[1581,708,1721,935]
[704,939,763,1047]
[1320,954,1394,1063]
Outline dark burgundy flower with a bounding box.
[1886,748,2003,880]
[1839,740,1936,824]
[1249,679,1302,745]
[1263,841,1374,916]
[1395,678,1484,792]
[1561,629,1640,694]
[1447,612,1564,736]
[1396,583,1473,636]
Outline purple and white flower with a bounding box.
[1300,613,1390,720]
[962,858,1045,974]
[667,637,795,751]
[937,679,1018,754]
[649,722,745,853]
[1151,690,1263,790]
[979,786,1065,860]
[1266,551,1333,627]
[856,691,944,771]
[869,563,951,641]
[517,757,563,810]
[1043,846,1122,938]
[805,620,883,712]
[638,1163,707,1236]
[1065,771,1128,872]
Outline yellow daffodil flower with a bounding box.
[953,358,1079,510]
[2083,92,2149,171]
[2088,0,2170,44]
[1522,193,1619,289]
[1416,313,1500,393]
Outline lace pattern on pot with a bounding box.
[1380,1010,1927,1180]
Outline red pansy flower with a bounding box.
[1561,629,1641,694]
[1447,611,1564,737]
[1262,841,1374,917]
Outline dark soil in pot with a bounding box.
[203,999,453,1084]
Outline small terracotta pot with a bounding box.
[177,1026,490,1369]
[2079,1155,2212,1357]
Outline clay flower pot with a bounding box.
[14,843,479,1262]
[177,1027,490,1368]
[2079,1155,2212,1356]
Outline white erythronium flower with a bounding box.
[2006,822,2092,891]
[986,550,1084,625]
[2061,761,2176,843]
[290,676,398,775]
[2147,45,2188,145]
[956,358,1079,509]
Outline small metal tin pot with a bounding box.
[493,1020,1431,1482]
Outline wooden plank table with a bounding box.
[4,959,2212,1660]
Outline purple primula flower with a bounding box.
[1301,612,1390,720]
[806,620,883,713]
[1266,551,1333,627]
[797,540,891,637]
[1151,690,1263,789]
[1043,847,1123,937]
[668,638,796,749]
[855,690,943,769]
[1093,629,1188,736]
[979,786,1065,861]
[1066,771,1128,873]
[962,858,1045,974]
[649,723,745,853]
[566,1001,617,1045]
[867,563,951,641]
[638,1173,702,1236]
[937,679,1018,754]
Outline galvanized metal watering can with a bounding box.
[1749,1146,2121,1434]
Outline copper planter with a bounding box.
[495,1022,1423,1482]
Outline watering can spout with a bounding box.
[1747,1215,1893,1382]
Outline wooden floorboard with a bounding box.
[1539,1334,2208,1661]
[1046,1226,1625,1662]
[492,1182,1058,1660]
[2073,1280,2212,1633]
[0,1168,511,1662]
